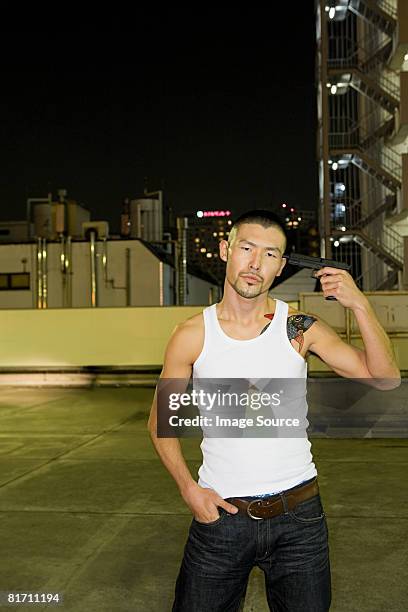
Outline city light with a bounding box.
[332,162,338,170]
[282,203,287,208]
[404,53,408,61]
[330,84,337,95]
[196,210,231,217]
[329,6,335,19]
[334,240,340,247]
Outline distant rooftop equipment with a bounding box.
[82,221,110,240]
[33,202,53,239]
[27,190,91,239]
[129,191,163,241]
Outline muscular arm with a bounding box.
[307,313,400,390]
[147,323,197,494]
[263,306,400,390]
[147,320,239,521]
[311,266,401,389]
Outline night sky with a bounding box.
[0,12,318,234]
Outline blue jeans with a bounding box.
[172,480,331,611]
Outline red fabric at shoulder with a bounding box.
[264,313,274,321]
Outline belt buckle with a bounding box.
[246,499,264,520]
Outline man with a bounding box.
[147,209,400,611]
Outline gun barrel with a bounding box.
[284,252,350,270]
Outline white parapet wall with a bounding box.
[0,294,406,377]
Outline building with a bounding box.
[182,206,320,287]
[184,209,233,284]
[0,235,220,309]
[0,190,91,242]
[316,0,408,290]
[275,205,319,256]
[0,191,220,308]
[121,191,163,242]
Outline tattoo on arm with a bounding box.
[260,313,317,353]
[287,314,317,352]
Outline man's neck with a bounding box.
[216,297,277,325]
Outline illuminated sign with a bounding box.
[196,210,231,218]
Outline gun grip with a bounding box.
[325,295,337,301]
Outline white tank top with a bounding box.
[192,298,317,498]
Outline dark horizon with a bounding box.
[0,15,318,234]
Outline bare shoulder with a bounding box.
[287,306,319,329]
[164,311,205,367]
[178,310,205,338]
[287,305,343,352]
[286,306,321,354]
[287,307,334,332]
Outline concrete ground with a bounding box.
[0,385,407,611]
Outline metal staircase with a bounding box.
[375,268,399,289]
[332,228,403,269]
[360,39,392,72]
[323,0,404,291]
[328,67,399,113]
[348,0,397,37]
[351,194,396,229]
[330,147,401,191]
[360,115,394,148]
[333,193,396,231]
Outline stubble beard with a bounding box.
[229,276,265,299]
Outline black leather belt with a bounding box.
[226,477,319,520]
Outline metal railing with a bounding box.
[354,255,394,290]
[329,192,402,283]
[377,224,404,264]
[331,190,395,230]
[375,0,397,19]
[328,112,402,181]
[365,142,402,179]
[323,0,404,291]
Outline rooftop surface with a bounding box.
[0,386,406,611]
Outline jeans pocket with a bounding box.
[192,507,227,527]
[288,495,325,524]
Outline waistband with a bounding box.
[234,476,316,500]
[225,476,319,520]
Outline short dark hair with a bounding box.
[228,209,287,251]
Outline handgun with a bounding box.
[282,252,351,301]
